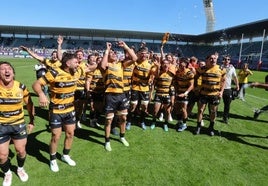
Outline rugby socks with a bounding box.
[63,148,70,155]
[16,155,26,168]
[105,137,110,143]
[209,121,215,130]
[0,159,10,173]
[119,133,125,138]
[50,153,57,160]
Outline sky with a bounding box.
[1,0,267,35]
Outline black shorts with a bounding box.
[49,110,76,129]
[0,124,27,144]
[188,91,200,103]
[124,90,131,102]
[90,92,104,102]
[199,95,220,106]
[74,90,86,101]
[130,90,150,102]
[176,95,189,103]
[154,94,171,104]
[104,93,129,114]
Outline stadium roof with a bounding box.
[0,19,267,44]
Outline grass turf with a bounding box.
[1,58,267,186]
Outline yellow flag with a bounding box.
[161,32,170,45]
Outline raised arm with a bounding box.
[160,45,165,62]
[100,42,112,70]
[20,46,44,62]
[251,82,268,89]
[118,41,137,67]
[57,35,63,61]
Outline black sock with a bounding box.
[209,121,215,130]
[120,133,125,138]
[63,148,70,155]
[0,159,10,173]
[105,137,110,142]
[50,153,57,161]
[17,155,26,168]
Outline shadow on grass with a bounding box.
[179,123,268,150]
[218,111,268,124]
[74,128,104,146]
[219,130,268,150]
[26,129,53,166]
[34,106,49,121]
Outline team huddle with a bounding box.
[1,35,261,186]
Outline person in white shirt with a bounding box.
[220,55,239,124]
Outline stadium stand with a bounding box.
[0,19,267,70]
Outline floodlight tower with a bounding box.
[203,0,215,32]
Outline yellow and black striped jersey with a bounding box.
[197,65,226,96]
[43,59,61,70]
[103,61,124,94]
[132,60,156,92]
[123,64,134,92]
[175,68,195,94]
[39,68,79,114]
[76,62,87,91]
[0,81,29,125]
[155,71,175,96]
[87,68,105,93]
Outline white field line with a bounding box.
[246,93,268,101]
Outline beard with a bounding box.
[69,68,77,75]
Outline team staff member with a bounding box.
[194,54,226,136]
[221,55,239,124]
[32,53,79,172]
[0,61,35,186]
[101,41,137,152]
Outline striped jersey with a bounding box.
[0,81,29,125]
[197,65,226,96]
[174,68,195,94]
[76,62,87,91]
[87,68,105,93]
[43,59,61,70]
[132,60,156,92]
[123,64,134,92]
[155,71,175,96]
[39,68,79,114]
[103,61,124,94]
